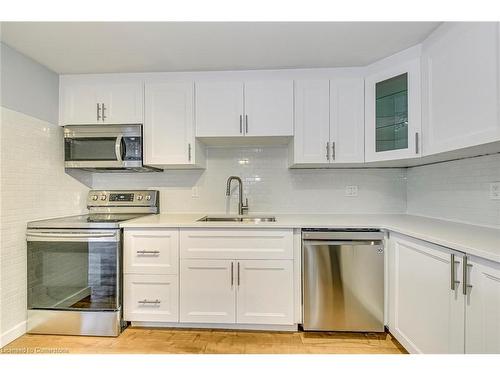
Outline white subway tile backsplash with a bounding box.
[407,154,500,228]
[92,146,408,214]
[0,108,89,340]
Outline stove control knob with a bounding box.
[91,195,98,201]
[145,195,151,201]
[100,195,107,201]
[137,195,144,201]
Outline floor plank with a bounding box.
[1,327,407,354]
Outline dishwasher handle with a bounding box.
[303,240,383,246]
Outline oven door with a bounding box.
[64,124,143,169]
[26,229,121,312]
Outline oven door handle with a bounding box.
[26,231,119,242]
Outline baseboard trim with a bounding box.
[130,322,299,332]
[1,320,27,348]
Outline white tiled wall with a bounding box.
[407,154,500,228]
[0,107,89,345]
[93,146,408,214]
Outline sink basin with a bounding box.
[197,215,277,223]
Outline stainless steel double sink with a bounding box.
[197,215,276,223]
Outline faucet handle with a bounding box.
[242,198,249,214]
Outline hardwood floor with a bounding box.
[1,327,407,354]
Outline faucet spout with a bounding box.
[226,176,249,215]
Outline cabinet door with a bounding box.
[236,260,294,325]
[180,259,236,323]
[389,234,465,353]
[330,77,365,163]
[60,83,101,125]
[124,274,179,322]
[124,229,179,275]
[195,81,244,137]
[365,58,421,162]
[144,82,194,166]
[101,81,144,124]
[422,22,500,156]
[293,80,330,164]
[465,256,500,354]
[244,81,294,136]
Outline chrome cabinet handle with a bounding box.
[463,256,473,295]
[326,141,330,161]
[332,141,336,161]
[237,262,240,286]
[239,115,243,134]
[415,132,419,154]
[231,262,234,286]
[245,115,248,134]
[188,143,192,162]
[101,103,107,121]
[96,103,101,121]
[136,250,160,255]
[138,299,161,305]
[450,254,460,291]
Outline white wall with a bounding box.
[93,146,408,214]
[407,154,500,228]
[0,43,59,124]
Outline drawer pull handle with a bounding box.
[138,299,161,305]
[137,250,160,255]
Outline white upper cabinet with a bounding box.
[365,54,421,162]
[465,256,500,354]
[195,81,244,137]
[330,77,364,163]
[144,81,205,168]
[195,80,293,138]
[293,80,332,164]
[422,22,500,156]
[59,77,144,125]
[292,77,364,165]
[244,81,294,136]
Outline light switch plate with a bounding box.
[345,185,358,197]
[490,182,500,200]
[191,186,199,198]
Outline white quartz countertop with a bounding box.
[120,213,500,263]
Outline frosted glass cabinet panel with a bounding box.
[365,58,421,162]
[375,73,408,152]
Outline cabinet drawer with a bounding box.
[124,229,179,274]
[124,274,179,322]
[180,228,294,260]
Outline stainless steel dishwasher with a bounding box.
[302,229,385,332]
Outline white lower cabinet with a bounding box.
[236,260,294,325]
[465,256,500,354]
[180,259,236,323]
[388,234,465,353]
[124,274,179,322]
[180,259,294,325]
[389,233,500,354]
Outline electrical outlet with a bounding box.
[490,182,500,200]
[191,186,199,198]
[345,185,358,197]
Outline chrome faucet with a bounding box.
[226,176,249,215]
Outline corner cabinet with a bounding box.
[291,77,364,166]
[421,22,500,156]
[365,58,421,162]
[144,81,205,169]
[59,76,144,125]
[388,233,500,354]
[195,80,293,138]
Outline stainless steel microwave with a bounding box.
[64,124,161,172]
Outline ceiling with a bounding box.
[0,22,441,74]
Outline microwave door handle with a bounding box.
[115,135,123,162]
